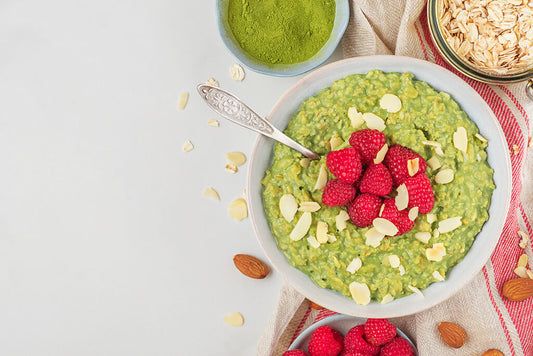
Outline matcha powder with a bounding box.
[227,0,336,64]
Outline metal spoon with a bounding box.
[197,85,319,159]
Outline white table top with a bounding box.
[0,1,342,354]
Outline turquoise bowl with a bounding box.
[216,0,350,77]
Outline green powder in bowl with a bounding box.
[227,0,336,65]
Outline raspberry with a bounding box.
[359,163,393,196]
[322,179,357,207]
[383,145,427,186]
[402,173,434,214]
[379,337,414,356]
[349,129,387,165]
[339,351,372,356]
[326,147,363,184]
[343,325,380,355]
[348,194,383,228]
[364,319,397,346]
[282,350,308,356]
[307,326,344,356]
[380,199,414,236]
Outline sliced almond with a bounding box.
[373,218,399,236]
[438,217,463,233]
[422,140,442,148]
[379,203,385,217]
[316,221,329,244]
[365,228,385,247]
[206,78,219,87]
[290,212,312,241]
[426,243,447,262]
[433,271,445,281]
[300,158,310,168]
[381,294,394,304]
[224,312,244,327]
[388,255,401,268]
[346,257,362,274]
[226,152,246,167]
[279,194,298,223]
[177,92,189,110]
[408,207,419,221]
[207,119,220,127]
[427,156,441,170]
[435,169,454,184]
[513,144,519,155]
[398,265,406,275]
[514,266,528,278]
[435,146,445,156]
[427,213,437,224]
[408,285,424,297]
[229,63,245,81]
[348,107,364,128]
[518,230,529,249]
[335,210,350,231]
[374,144,388,164]
[453,127,468,153]
[407,158,419,177]
[475,133,488,142]
[415,232,432,244]
[395,184,409,211]
[299,201,321,212]
[330,136,344,150]
[182,140,194,152]
[349,282,371,305]
[203,187,220,200]
[229,198,248,221]
[518,254,528,268]
[527,270,533,279]
[327,234,337,243]
[225,164,238,174]
[379,93,402,113]
[313,164,328,191]
[307,235,321,248]
[362,113,386,131]
[433,229,440,239]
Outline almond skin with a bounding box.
[233,254,270,279]
[438,321,466,348]
[308,300,324,310]
[480,349,504,356]
[502,277,533,301]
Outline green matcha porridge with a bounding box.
[261,70,495,304]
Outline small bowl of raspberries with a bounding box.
[285,315,417,356]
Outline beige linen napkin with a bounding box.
[258,1,533,355]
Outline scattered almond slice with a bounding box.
[290,212,312,241]
[224,312,244,327]
[398,265,406,276]
[300,158,310,168]
[529,137,533,148]
[518,230,529,249]
[177,92,189,110]
[433,271,445,281]
[381,294,394,304]
[229,198,248,221]
[316,221,329,244]
[362,113,386,131]
[225,164,238,174]
[435,169,454,184]
[422,140,442,148]
[365,227,385,248]
[514,266,528,278]
[453,127,468,153]
[330,136,344,150]
[207,119,220,127]
[307,235,321,249]
[182,140,194,152]
[379,203,385,217]
[327,234,337,243]
[313,165,328,191]
[335,210,350,231]
[513,144,519,155]
[379,93,402,113]
[373,218,399,236]
[374,144,388,164]
[433,229,440,239]
[518,254,528,268]
[527,270,533,279]
[346,257,362,274]
[435,146,445,156]
[427,156,441,170]
[438,217,463,233]
[203,187,220,200]
[206,78,219,87]
[475,133,488,142]
[415,232,432,244]
[229,63,245,81]
[226,152,247,167]
[408,207,419,221]
[349,282,371,305]
[388,255,401,268]
[426,243,447,262]
[279,194,298,223]
[348,107,364,128]
[395,184,409,211]
[426,213,437,224]
[407,158,419,177]
[299,201,321,212]
[408,285,424,297]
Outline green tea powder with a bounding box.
[227,0,336,64]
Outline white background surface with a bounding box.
[0,1,342,354]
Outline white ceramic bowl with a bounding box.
[247,55,512,318]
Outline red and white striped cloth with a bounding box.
[258,1,533,355]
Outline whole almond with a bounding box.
[502,277,533,301]
[438,321,466,348]
[480,349,504,356]
[233,254,270,279]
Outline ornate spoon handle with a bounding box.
[197,85,319,159]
